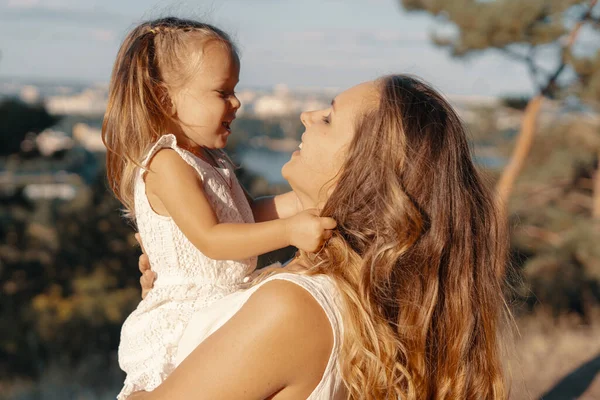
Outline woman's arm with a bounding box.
[135,233,155,300]
[133,280,333,399]
[146,149,335,260]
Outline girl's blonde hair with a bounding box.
[101,17,238,218]
[273,75,511,399]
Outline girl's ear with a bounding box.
[169,98,177,116]
[157,84,177,116]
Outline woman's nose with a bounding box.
[300,111,313,127]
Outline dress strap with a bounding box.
[140,134,208,181]
[141,134,192,167]
[261,273,342,335]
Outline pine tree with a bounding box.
[399,0,600,217]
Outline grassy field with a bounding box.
[509,309,600,399]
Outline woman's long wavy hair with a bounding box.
[300,75,510,399]
[101,17,238,218]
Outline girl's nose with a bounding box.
[230,94,241,110]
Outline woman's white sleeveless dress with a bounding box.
[175,272,348,400]
[117,134,257,399]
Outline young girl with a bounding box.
[101,17,336,399]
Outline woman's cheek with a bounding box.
[318,147,346,181]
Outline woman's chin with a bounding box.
[281,159,294,182]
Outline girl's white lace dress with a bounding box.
[116,134,257,399]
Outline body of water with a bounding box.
[238,147,506,186]
[238,147,292,185]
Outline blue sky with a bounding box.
[0,0,585,96]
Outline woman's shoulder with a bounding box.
[175,273,337,369]
[240,277,335,374]
[247,273,340,350]
[171,275,339,399]
[250,275,334,323]
[253,273,340,320]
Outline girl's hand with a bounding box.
[135,233,157,299]
[285,209,336,253]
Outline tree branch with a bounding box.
[586,14,600,26]
[500,47,550,93]
[500,47,530,63]
[541,0,599,97]
[526,47,545,93]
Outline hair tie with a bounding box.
[149,28,157,34]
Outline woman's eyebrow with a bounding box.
[331,99,336,112]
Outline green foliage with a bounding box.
[0,174,141,378]
[501,95,532,110]
[503,114,600,316]
[0,98,58,156]
[402,0,575,50]
[568,49,600,101]
[400,0,600,101]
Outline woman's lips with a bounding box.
[291,142,302,156]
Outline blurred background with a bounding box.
[1,0,599,399]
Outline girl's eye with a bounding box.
[322,114,331,124]
[218,90,235,98]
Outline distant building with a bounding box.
[251,84,330,118]
[73,123,106,153]
[36,129,74,156]
[20,85,41,104]
[46,88,108,116]
[254,95,294,117]
[24,183,77,201]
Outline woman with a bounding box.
[133,75,510,399]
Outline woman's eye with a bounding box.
[322,114,331,124]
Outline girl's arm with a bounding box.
[145,149,335,261]
[129,279,333,400]
[245,190,302,222]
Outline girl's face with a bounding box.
[282,81,379,208]
[171,41,240,150]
